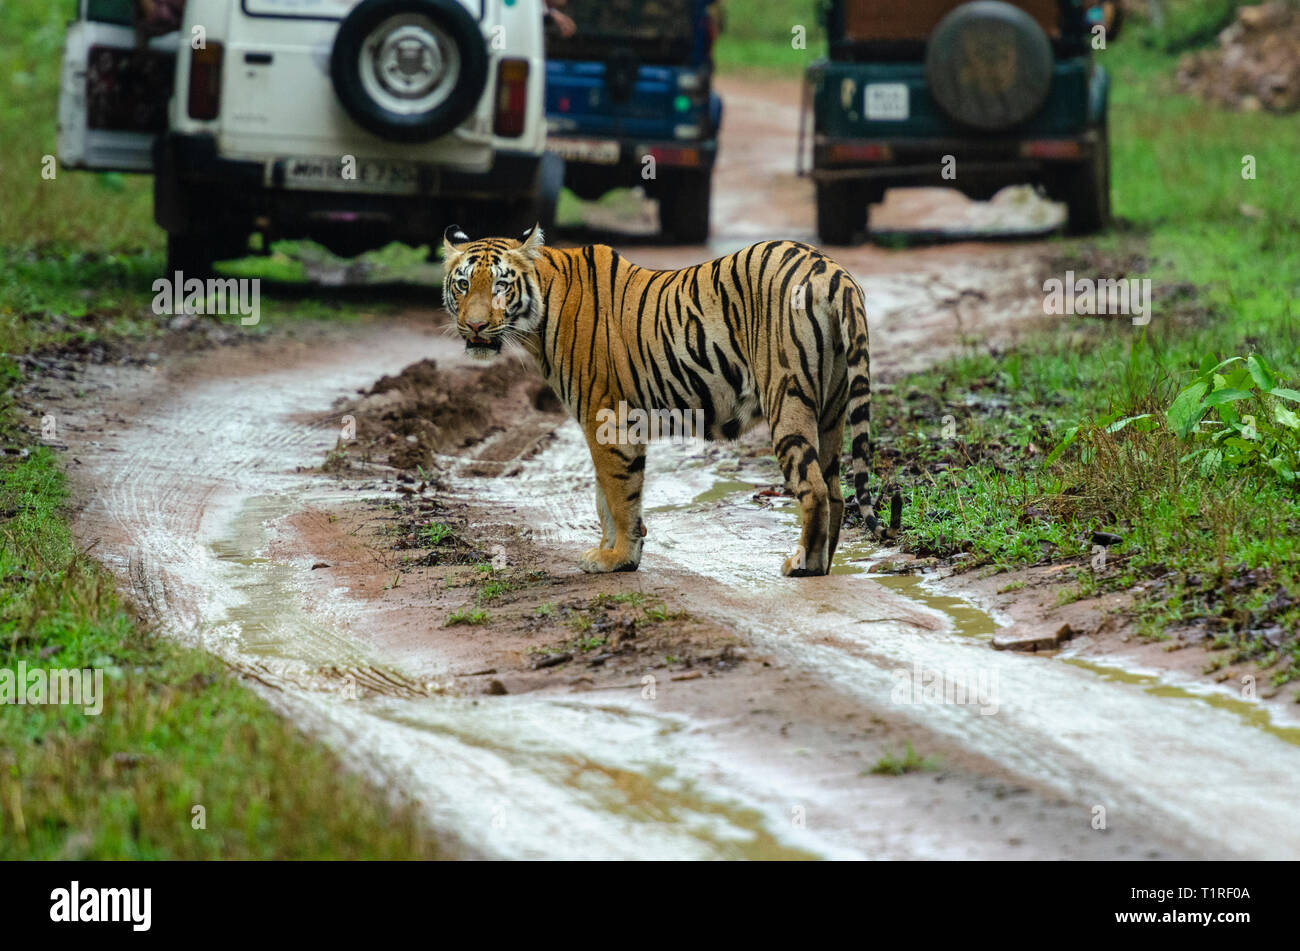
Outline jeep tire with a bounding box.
[925,1,1054,131]
[331,0,489,144]
[659,168,712,244]
[816,180,863,245]
[1058,129,1111,235]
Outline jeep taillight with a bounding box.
[188,42,224,121]
[494,59,529,137]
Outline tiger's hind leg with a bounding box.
[820,414,847,567]
[579,434,645,573]
[773,410,831,577]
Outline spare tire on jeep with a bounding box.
[925,1,1054,131]
[330,0,489,143]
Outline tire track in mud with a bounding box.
[57,315,1194,860]
[459,421,1300,859]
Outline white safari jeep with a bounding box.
[58,0,549,275]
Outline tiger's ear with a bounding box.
[443,224,470,261]
[516,223,545,260]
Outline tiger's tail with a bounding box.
[838,275,877,532]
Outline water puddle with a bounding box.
[72,327,1300,857]
[194,483,830,858]
[870,575,999,639]
[1063,657,1300,748]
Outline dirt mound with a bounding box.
[1177,3,1300,113]
[332,356,563,472]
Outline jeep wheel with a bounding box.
[659,169,712,244]
[816,180,860,245]
[166,234,214,280]
[1061,129,1111,235]
[331,0,489,144]
[926,1,1054,131]
[165,231,248,281]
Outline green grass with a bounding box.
[713,0,826,76]
[0,445,438,858]
[866,742,940,777]
[867,37,1300,682]
[421,522,455,546]
[446,608,490,626]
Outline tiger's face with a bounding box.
[441,224,544,360]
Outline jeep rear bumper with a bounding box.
[157,133,542,198]
[811,128,1104,185]
[154,133,543,249]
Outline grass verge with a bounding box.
[857,36,1300,687]
[0,431,439,858]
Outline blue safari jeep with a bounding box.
[806,0,1116,243]
[543,0,723,243]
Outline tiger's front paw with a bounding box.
[580,546,640,573]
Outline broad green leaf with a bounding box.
[1223,364,1254,392]
[1203,388,1253,407]
[1275,405,1300,430]
[1167,381,1208,437]
[1198,448,1223,477]
[1266,457,1297,482]
[1247,353,1276,392]
[1270,387,1300,404]
[1044,425,1080,466]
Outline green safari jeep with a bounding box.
[805,0,1116,243]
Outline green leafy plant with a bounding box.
[446,608,489,626]
[866,741,941,776]
[1047,353,1300,484]
[421,522,454,546]
[1167,354,1300,482]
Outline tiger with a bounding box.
[440,224,877,577]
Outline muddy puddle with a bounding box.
[53,318,1300,858]
[459,418,1300,858]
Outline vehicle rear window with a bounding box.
[546,0,696,65]
[242,0,482,19]
[841,0,1060,42]
[86,0,134,25]
[242,0,359,17]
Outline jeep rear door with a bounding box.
[57,0,177,172]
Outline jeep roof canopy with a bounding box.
[827,0,1089,60]
[545,0,698,63]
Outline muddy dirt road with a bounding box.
[40,78,1300,859]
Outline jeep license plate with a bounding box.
[864,84,909,121]
[282,157,423,194]
[547,137,621,166]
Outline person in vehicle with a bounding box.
[544,0,577,37]
[134,0,185,39]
